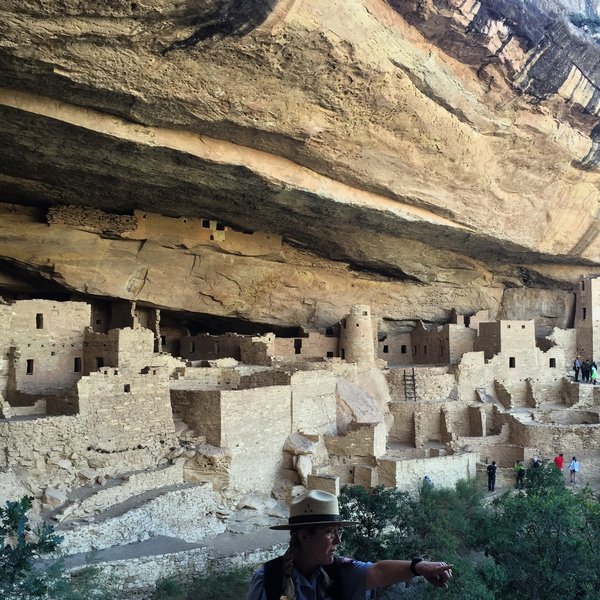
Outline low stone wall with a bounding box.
[386,366,456,403]
[71,544,285,600]
[58,483,224,555]
[59,463,185,521]
[509,418,600,455]
[378,452,479,494]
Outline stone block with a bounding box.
[43,487,67,507]
[284,432,317,455]
[296,455,313,486]
[307,474,339,495]
[354,465,377,488]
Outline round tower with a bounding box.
[339,305,375,365]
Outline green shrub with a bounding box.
[152,576,186,600]
[0,496,115,600]
[187,566,254,600]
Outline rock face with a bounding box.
[1,0,600,327]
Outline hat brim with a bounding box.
[270,519,360,530]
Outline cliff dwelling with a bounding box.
[2,0,600,596]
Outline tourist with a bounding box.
[569,456,580,484]
[422,474,433,489]
[486,461,497,493]
[514,460,525,489]
[592,362,598,385]
[573,356,582,382]
[582,359,591,383]
[553,453,564,470]
[245,490,453,600]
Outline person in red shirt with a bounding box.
[554,453,564,470]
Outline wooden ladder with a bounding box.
[403,368,417,402]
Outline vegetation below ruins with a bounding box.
[151,566,254,600]
[339,469,600,599]
[147,468,600,599]
[0,496,115,600]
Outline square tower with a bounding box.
[574,275,600,360]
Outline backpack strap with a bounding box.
[263,556,285,600]
[263,556,367,600]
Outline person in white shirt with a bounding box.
[569,456,581,484]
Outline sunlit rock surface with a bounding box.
[2,0,600,327]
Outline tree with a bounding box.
[338,485,420,562]
[0,496,115,600]
[488,464,600,600]
[338,482,494,599]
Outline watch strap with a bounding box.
[410,557,424,576]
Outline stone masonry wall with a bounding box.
[290,371,337,435]
[220,386,291,493]
[180,333,242,361]
[411,323,449,365]
[170,389,221,443]
[113,328,156,372]
[273,333,338,359]
[0,414,172,503]
[124,210,282,256]
[377,332,412,366]
[83,329,118,375]
[325,422,386,459]
[76,367,175,451]
[172,385,291,493]
[62,463,185,520]
[456,352,495,404]
[82,328,156,375]
[386,366,456,403]
[6,300,90,398]
[239,334,274,365]
[378,452,479,494]
[508,418,600,455]
[474,322,501,359]
[448,325,476,364]
[77,544,285,600]
[58,483,224,554]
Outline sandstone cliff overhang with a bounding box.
[1,0,600,325]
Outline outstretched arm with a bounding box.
[365,560,453,590]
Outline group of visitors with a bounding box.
[555,453,581,484]
[485,453,583,493]
[573,355,598,384]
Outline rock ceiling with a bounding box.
[0,0,599,332]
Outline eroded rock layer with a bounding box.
[1,0,600,326]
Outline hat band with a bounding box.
[288,514,342,525]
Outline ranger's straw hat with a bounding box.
[270,490,359,530]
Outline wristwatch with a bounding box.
[410,557,424,576]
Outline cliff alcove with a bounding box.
[0,0,599,330]
[2,1,600,596]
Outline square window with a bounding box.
[549,358,556,368]
[509,357,516,368]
